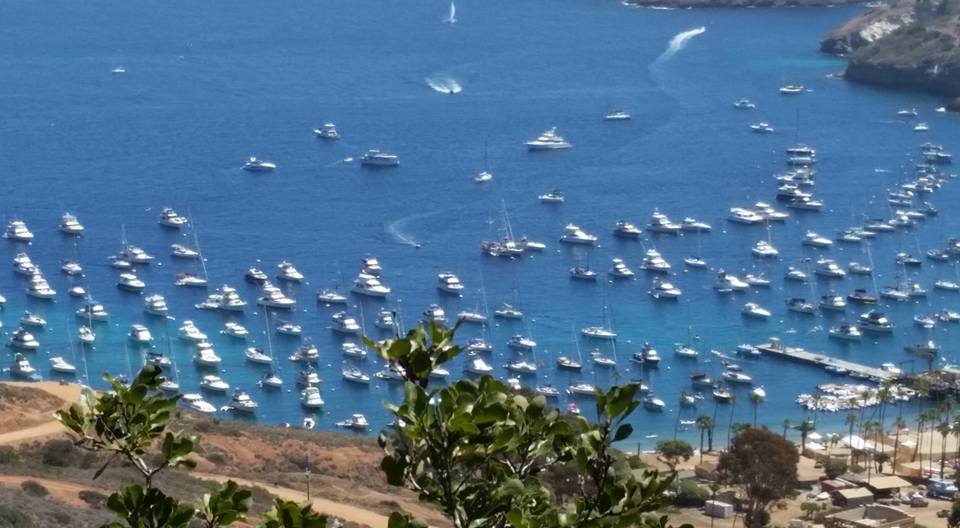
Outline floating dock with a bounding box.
[755,340,897,381]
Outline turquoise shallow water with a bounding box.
[0,0,958,449]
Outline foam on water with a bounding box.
[425,75,463,94]
[652,26,706,67]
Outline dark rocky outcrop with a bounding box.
[822,0,960,104]
[624,0,861,8]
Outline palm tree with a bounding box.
[795,420,816,452]
[696,415,713,463]
[845,413,858,463]
[726,394,738,446]
[912,410,927,463]
[891,417,907,475]
[751,391,764,426]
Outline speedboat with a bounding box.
[569,266,598,281]
[728,207,765,225]
[538,190,565,204]
[78,325,96,344]
[314,123,340,140]
[613,220,642,238]
[351,273,390,297]
[11,354,38,380]
[9,328,40,350]
[76,303,109,321]
[526,127,571,151]
[437,272,464,295]
[493,303,523,320]
[182,394,216,414]
[464,358,493,374]
[474,169,493,183]
[179,320,207,342]
[581,326,617,340]
[750,122,774,134]
[194,343,222,367]
[507,335,536,350]
[243,157,276,172]
[257,282,296,308]
[815,259,846,278]
[715,270,748,292]
[684,256,708,269]
[802,231,833,248]
[642,396,666,411]
[20,311,47,328]
[819,294,846,311]
[229,390,258,414]
[640,249,671,273]
[200,375,230,392]
[422,304,447,325]
[858,310,894,332]
[604,110,631,121]
[646,210,681,234]
[330,311,361,334]
[276,261,304,282]
[129,324,153,345]
[829,323,861,341]
[118,245,154,264]
[506,360,538,375]
[59,213,85,236]
[336,414,370,431]
[733,98,756,109]
[742,302,770,319]
[175,272,208,288]
[342,342,368,359]
[681,217,712,232]
[276,321,302,336]
[536,385,561,398]
[559,224,597,245]
[914,313,936,329]
[360,149,400,167]
[556,356,583,370]
[752,240,779,258]
[300,386,325,409]
[317,288,348,304]
[259,371,284,389]
[786,298,816,314]
[779,84,804,95]
[3,220,34,242]
[567,382,597,396]
[245,267,269,284]
[342,366,371,384]
[847,289,878,305]
[170,244,200,259]
[157,207,188,228]
[934,279,960,292]
[591,350,616,367]
[117,273,146,292]
[722,371,753,384]
[60,260,83,276]
[49,356,77,374]
[649,279,682,299]
[144,294,168,316]
[673,343,698,358]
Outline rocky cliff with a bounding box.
[822,0,960,106]
[624,0,862,8]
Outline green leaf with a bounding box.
[614,423,634,442]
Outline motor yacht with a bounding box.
[569,265,598,281]
[744,274,771,287]
[753,202,789,222]
[722,371,753,384]
[829,323,861,341]
[690,373,714,388]
[581,326,617,340]
[752,240,779,258]
[646,210,681,234]
[228,390,258,414]
[194,343,222,367]
[179,320,207,342]
[376,364,405,381]
[351,273,390,297]
[493,303,523,319]
[474,169,493,183]
[145,350,172,367]
[684,256,708,268]
[60,259,83,276]
[481,238,525,258]
[632,343,660,366]
[200,375,229,392]
[10,353,38,380]
[59,213,84,235]
[144,294,168,316]
[836,229,863,244]
[342,342,368,359]
[742,302,771,319]
[9,328,40,350]
[301,386,325,409]
[317,288,348,304]
[257,283,296,308]
[903,280,927,297]
[786,298,816,314]
[360,149,400,167]
[786,196,823,211]
[526,127,571,150]
[728,207,765,225]
[341,366,371,384]
[939,310,960,323]
[245,267,268,284]
[519,237,545,251]
[507,335,536,350]
[559,224,597,245]
[815,259,846,278]
[880,286,910,302]
[858,310,894,332]
[640,249,671,273]
[714,270,749,292]
[506,359,538,375]
[174,272,208,288]
[157,207,188,228]
[847,289,877,305]
[905,340,939,356]
[604,110,631,121]
[422,304,447,325]
[3,220,34,242]
[649,279,682,299]
[736,344,761,357]
[374,310,397,330]
[466,338,493,354]
[567,382,598,396]
[934,279,960,292]
[288,342,319,362]
[848,262,872,275]
[680,217,712,232]
[76,303,109,321]
[457,310,487,324]
[360,256,383,276]
[49,356,77,375]
[25,276,56,299]
[536,385,561,398]
[166,244,199,260]
[802,231,832,248]
[20,311,46,328]
[779,84,804,95]
[129,324,153,345]
[276,321,303,336]
[819,294,846,311]
[733,98,756,109]
[314,123,340,140]
[12,253,37,275]
[330,311,361,334]
[297,368,322,387]
[538,190,565,204]
[591,350,616,367]
[276,261,304,282]
[117,273,145,293]
[437,272,464,295]
[642,396,666,412]
[243,157,276,172]
[914,122,929,132]
[180,394,216,414]
[750,122,774,134]
[613,220,642,238]
[78,325,96,344]
[914,313,936,329]
[895,252,922,267]
[673,343,698,358]
[111,258,132,270]
[118,245,154,264]
[336,414,369,431]
[556,355,582,370]
[927,249,951,261]
[608,258,634,278]
[464,358,493,375]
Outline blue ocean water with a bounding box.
[1,0,957,450]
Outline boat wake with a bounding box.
[385,210,443,248]
[651,26,706,68]
[425,75,463,94]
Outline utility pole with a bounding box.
[305,450,311,501]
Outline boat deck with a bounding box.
[755,340,897,381]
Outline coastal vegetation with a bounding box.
[717,427,799,528]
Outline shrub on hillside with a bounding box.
[674,479,710,507]
[19,480,47,497]
[39,439,75,467]
[0,504,31,527]
[78,490,108,508]
[824,459,848,479]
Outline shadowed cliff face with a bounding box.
[822,0,960,105]
[624,0,862,7]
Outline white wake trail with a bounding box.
[652,26,706,67]
[425,75,463,94]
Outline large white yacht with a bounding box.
[728,208,765,225]
[25,275,56,299]
[3,220,34,242]
[229,390,258,414]
[158,207,188,228]
[179,320,208,342]
[200,375,230,392]
[144,294,168,316]
[301,386,325,409]
[742,302,771,319]
[336,414,369,431]
[342,366,371,384]
[20,311,46,328]
[117,273,146,292]
[175,272,208,288]
[815,259,846,278]
[330,311,361,334]
[276,261,304,282]
[361,256,383,276]
[317,288,348,304]
[257,282,296,309]
[752,240,779,258]
[608,258,634,278]
[129,324,153,345]
[222,321,249,339]
[9,328,40,350]
[351,273,390,297]
[182,394,216,414]
[525,127,571,151]
[118,244,154,264]
[360,149,400,167]
[640,249,671,273]
[494,303,523,320]
[313,123,340,140]
[12,253,37,275]
[194,343,222,367]
[437,272,464,295]
[507,335,537,350]
[646,210,681,234]
[715,270,749,292]
[243,157,276,172]
[559,224,597,245]
[171,244,200,259]
[59,213,85,236]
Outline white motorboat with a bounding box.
[11,354,38,380]
[536,385,561,397]
[744,274,771,287]
[779,84,804,95]
[507,335,536,350]
[351,273,390,297]
[559,224,597,245]
[361,256,383,276]
[314,123,340,140]
[466,338,493,354]
[76,303,109,321]
[632,343,660,366]
[317,288,348,304]
[12,252,37,275]
[243,157,276,172]
[78,325,96,344]
[175,272,208,288]
[118,245,154,264]
[194,343,222,367]
[829,323,862,341]
[464,358,494,374]
[259,371,284,389]
[673,343,698,358]
[360,149,400,167]
[858,310,894,332]
[117,272,146,292]
[713,388,734,402]
[752,240,779,258]
[934,279,960,292]
[728,207,765,225]
[145,350,172,367]
[914,314,936,329]
[603,110,631,121]
[742,302,771,319]
[786,298,816,314]
[649,279,682,299]
[567,382,597,396]
[646,210,681,234]
[276,321,303,336]
[538,190,565,204]
[25,276,56,299]
[171,244,200,259]
[715,270,749,292]
[229,390,258,414]
[613,220,642,238]
[506,359,538,375]
[848,261,872,275]
[802,231,833,248]
[643,396,666,411]
[914,122,929,132]
[880,286,910,302]
[182,394,216,414]
[437,272,464,295]
[179,320,208,342]
[331,311,361,334]
[526,127,571,151]
[144,294,168,316]
[20,311,47,328]
[819,294,847,311]
[276,261,304,282]
[608,258,634,278]
[815,259,846,278]
[245,347,273,364]
[581,326,617,340]
[336,414,370,431]
[556,356,582,370]
[474,170,493,183]
[680,217,712,232]
[297,368,322,386]
[129,324,153,345]
[200,375,230,392]
[684,256,708,268]
[457,310,487,324]
[493,303,523,320]
[9,328,40,350]
[341,342,367,359]
[733,98,756,109]
[569,266,598,281]
[49,356,77,374]
[786,196,823,211]
[3,220,34,242]
[301,386,325,409]
[591,350,616,367]
[784,266,807,282]
[257,283,296,308]
[753,203,789,222]
[881,363,903,375]
[157,207,188,228]
[245,267,269,284]
[342,366,371,384]
[422,304,447,325]
[60,259,83,276]
[59,213,85,235]
[640,249,671,273]
[750,122,774,134]
[374,310,397,329]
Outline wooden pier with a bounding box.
[755,340,897,382]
